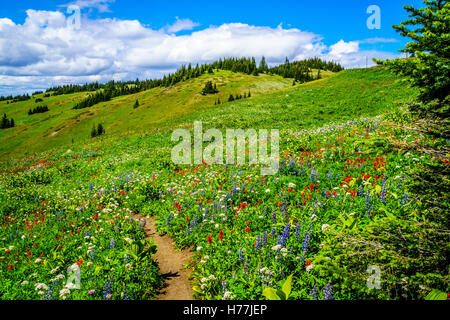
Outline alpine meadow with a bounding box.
[0,0,448,305]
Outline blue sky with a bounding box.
[0,0,423,95]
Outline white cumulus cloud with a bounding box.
[0,9,401,95]
[166,17,200,33]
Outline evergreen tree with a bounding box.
[259,56,268,72]
[0,113,13,129]
[201,81,219,95]
[97,123,105,136]
[378,0,449,111]
[228,94,235,102]
[91,125,97,138]
[134,99,140,109]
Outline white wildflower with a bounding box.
[59,288,70,299]
[271,245,282,251]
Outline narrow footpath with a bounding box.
[144,216,194,300]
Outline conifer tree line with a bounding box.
[28,105,49,115]
[210,57,260,75]
[227,92,250,102]
[0,94,31,103]
[1,113,14,129]
[268,57,343,83]
[215,91,251,104]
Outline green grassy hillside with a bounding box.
[0,70,292,160]
[0,67,417,161]
[171,67,417,130]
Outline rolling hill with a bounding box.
[0,70,292,160]
[0,67,416,161]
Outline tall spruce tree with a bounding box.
[378,0,449,118]
[91,124,97,138]
[259,56,268,72]
[97,123,104,136]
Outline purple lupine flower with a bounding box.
[365,191,373,217]
[400,192,409,205]
[280,223,291,247]
[221,280,227,293]
[238,248,244,261]
[323,283,334,300]
[255,236,262,251]
[167,213,173,227]
[193,215,198,226]
[380,177,387,203]
[309,284,318,300]
[262,231,268,247]
[301,229,311,262]
[271,227,277,238]
[243,261,249,273]
[295,224,301,241]
[358,185,364,197]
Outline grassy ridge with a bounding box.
[0,70,292,160]
[175,67,417,130]
[0,67,417,162]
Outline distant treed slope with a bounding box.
[0,70,292,159]
[268,57,344,83]
[0,67,416,161]
[0,57,341,110]
[70,57,342,110]
[169,67,418,131]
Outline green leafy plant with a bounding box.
[262,274,293,300]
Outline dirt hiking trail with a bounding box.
[144,216,194,300]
